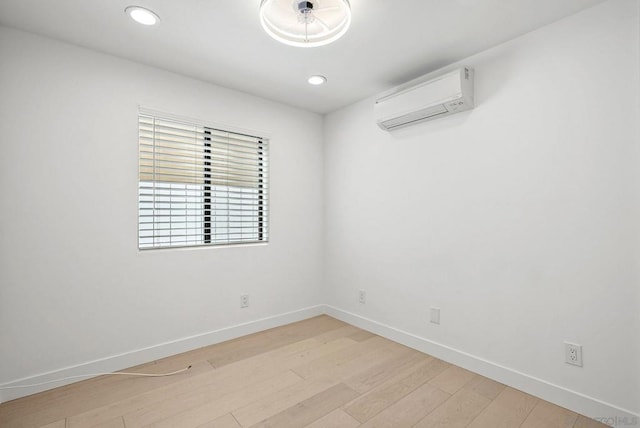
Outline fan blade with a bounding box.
[314,15,330,32]
[315,6,341,12]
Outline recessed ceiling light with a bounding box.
[125,6,160,26]
[308,75,327,85]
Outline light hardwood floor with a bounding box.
[0,315,607,428]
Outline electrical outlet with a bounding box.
[359,289,366,304]
[240,294,249,308]
[565,342,583,367]
[430,307,441,325]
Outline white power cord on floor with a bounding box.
[0,365,192,389]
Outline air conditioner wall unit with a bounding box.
[374,67,474,131]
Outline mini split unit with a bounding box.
[375,67,475,131]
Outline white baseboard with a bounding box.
[324,305,639,428]
[0,305,325,404]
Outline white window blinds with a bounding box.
[138,112,269,249]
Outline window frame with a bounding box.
[137,109,270,250]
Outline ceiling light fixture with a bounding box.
[125,6,160,26]
[308,75,327,85]
[259,0,351,48]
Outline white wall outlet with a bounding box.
[359,289,366,304]
[565,342,583,367]
[240,294,249,308]
[430,307,441,325]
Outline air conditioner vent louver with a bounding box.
[381,104,449,130]
[374,67,474,131]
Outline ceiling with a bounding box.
[0,0,606,114]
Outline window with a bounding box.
[138,112,269,249]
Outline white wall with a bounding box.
[324,0,639,417]
[0,26,324,395]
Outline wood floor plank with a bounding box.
[347,330,377,342]
[325,342,417,385]
[343,347,429,393]
[359,383,450,428]
[204,337,328,379]
[413,388,491,428]
[125,370,302,427]
[232,376,339,427]
[463,375,505,400]
[292,336,411,383]
[520,400,578,428]
[466,387,538,428]
[215,336,358,379]
[37,420,66,428]
[343,357,450,423]
[196,413,242,428]
[428,365,477,395]
[207,316,347,368]
[291,336,390,379]
[311,325,362,344]
[93,416,126,428]
[248,383,359,428]
[303,409,360,428]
